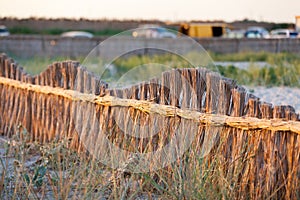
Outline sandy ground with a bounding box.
[245,86,300,114]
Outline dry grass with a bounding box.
[0,126,160,199]
[0,125,258,200]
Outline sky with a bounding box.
[0,0,299,23]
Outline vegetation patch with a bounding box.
[13,52,300,87]
[0,126,261,199]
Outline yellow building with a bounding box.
[179,23,231,38]
[296,16,300,32]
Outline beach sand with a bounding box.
[245,86,300,114]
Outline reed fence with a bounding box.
[0,53,299,199]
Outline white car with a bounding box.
[61,31,93,38]
[0,25,10,37]
[225,29,246,39]
[270,29,298,38]
[132,26,177,39]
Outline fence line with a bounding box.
[1,75,300,134]
[0,53,300,198]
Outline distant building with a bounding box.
[296,16,300,32]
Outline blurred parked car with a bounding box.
[225,29,246,38]
[0,25,10,36]
[244,27,270,38]
[61,31,93,38]
[270,29,298,38]
[132,25,177,38]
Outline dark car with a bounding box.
[0,25,10,37]
[244,27,270,38]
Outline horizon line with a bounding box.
[0,16,295,24]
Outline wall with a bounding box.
[1,35,300,59]
[198,38,300,54]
